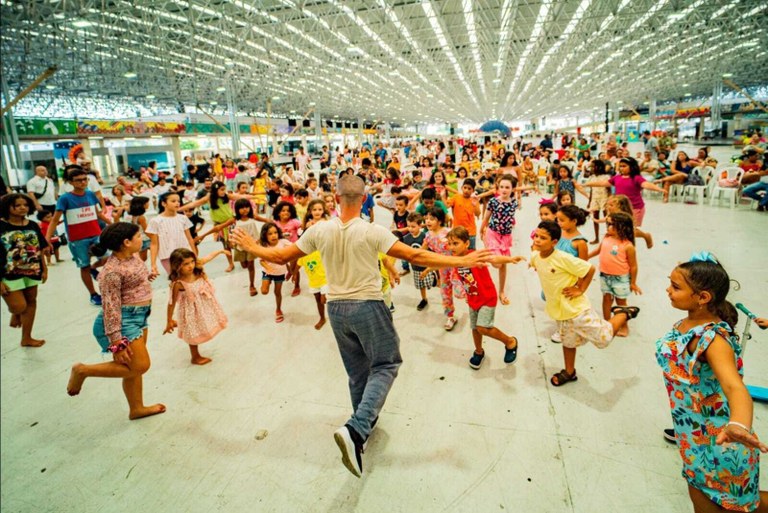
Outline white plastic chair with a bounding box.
[681,167,714,204]
[709,167,743,208]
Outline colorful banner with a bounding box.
[77,120,187,135]
[14,118,77,136]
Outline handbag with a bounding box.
[33,178,49,199]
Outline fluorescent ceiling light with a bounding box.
[722,73,733,77]
[45,85,56,90]
[210,101,218,105]
[72,20,92,28]
[216,86,226,92]
[124,72,137,78]
[145,94,155,99]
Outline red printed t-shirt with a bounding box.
[452,254,497,310]
[56,190,102,241]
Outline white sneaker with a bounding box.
[551,330,562,344]
[444,316,458,331]
[334,426,363,477]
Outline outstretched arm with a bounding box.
[230,228,307,264]
[198,248,231,266]
[387,241,492,270]
[195,218,235,243]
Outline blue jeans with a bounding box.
[327,300,402,440]
[742,181,768,207]
[93,304,151,352]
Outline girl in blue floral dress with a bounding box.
[657,253,767,512]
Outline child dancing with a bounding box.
[259,222,295,323]
[480,174,517,305]
[531,221,639,386]
[589,211,641,337]
[67,222,165,420]
[447,227,524,369]
[422,207,457,331]
[164,247,229,365]
[658,253,768,512]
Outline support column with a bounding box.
[604,102,610,133]
[225,79,240,158]
[172,136,182,174]
[1,72,23,181]
[266,99,274,159]
[711,81,723,131]
[314,110,322,150]
[357,118,363,147]
[649,99,657,131]
[80,138,93,161]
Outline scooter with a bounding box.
[736,303,768,403]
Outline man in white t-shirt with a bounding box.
[26,166,57,213]
[295,146,311,172]
[231,175,491,478]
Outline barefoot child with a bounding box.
[480,174,517,305]
[658,253,768,512]
[589,211,641,337]
[259,222,294,323]
[531,220,639,386]
[297,199,329,329]
[446,227,524,369]
[147,192,197,275]
[273,201,302,296]
[164,248,229,365]
[196,198,269,296]
[1,194,49,347]
[66,222,165,420]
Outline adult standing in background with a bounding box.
[643,130,660,160]
[231,175,491,478]
[26,166,57,215]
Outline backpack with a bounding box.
[687,171,704,186]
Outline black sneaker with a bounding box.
[389,303,395,313]
[417,299,428,311]
[363,416,379,452]
[663,428,676,444]
[469,351,485,370]
[334,425,363,477]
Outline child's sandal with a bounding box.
[550,369,578,387]
[611,305,640,320]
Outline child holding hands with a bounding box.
[447,227,525,369]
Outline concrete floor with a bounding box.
[1,143,766,513]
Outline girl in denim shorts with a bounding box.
[594,212,641,337]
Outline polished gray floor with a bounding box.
[1,144,766,513]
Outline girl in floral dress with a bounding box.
[657,253,767,512]
[421,207,458,331]
[164,247,229,365]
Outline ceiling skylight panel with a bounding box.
[462,0,485,96]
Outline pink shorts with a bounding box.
[484,229,512,256]
[633,206,645,227]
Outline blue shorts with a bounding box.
[69,235,100,269]
[141,239,151,252]
[600,273,631,299]
[262,272,285,282]
[93,305,151,352]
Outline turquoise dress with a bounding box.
[655,321,760,512]
[555,234,587,258]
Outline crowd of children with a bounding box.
[2,136,766,511]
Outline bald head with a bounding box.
[35,166,48,177]
[337,175,365,205]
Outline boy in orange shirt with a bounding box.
[446,178,481,248]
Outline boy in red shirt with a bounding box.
[446,226,525,369]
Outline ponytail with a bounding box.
[90,222,139,257]
[714,300,739,333]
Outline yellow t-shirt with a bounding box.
[297,251,327,289]
[531,249,593,321]
[295,203,308,223]
[378,253,392,292]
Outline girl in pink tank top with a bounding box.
[591,212,641,337]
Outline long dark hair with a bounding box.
[128,196,149,216]
[91,222,139,257]
[210,182,227,210]
[677,258,739,331]
[619,157,641,178]
[233,198,254,220]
